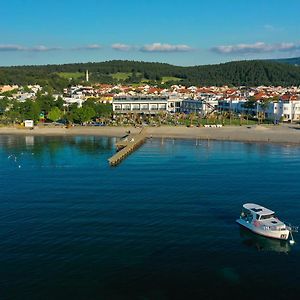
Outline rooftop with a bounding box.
[243,203,275,215]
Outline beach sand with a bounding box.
[1,124,300,144]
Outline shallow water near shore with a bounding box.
[1,135,300,300]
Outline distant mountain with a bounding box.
[273,57,300,66]
[1,59,300,90]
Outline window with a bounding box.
[122,104,130,110]
[260,214,275,220]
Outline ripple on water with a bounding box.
[0,136,300,299]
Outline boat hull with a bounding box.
[236,219,290,240]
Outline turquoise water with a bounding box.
[0,135,300,300]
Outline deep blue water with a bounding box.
[0,135,300,300]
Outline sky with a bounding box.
[1,0,300,66]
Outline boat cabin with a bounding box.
[241,203,276,222]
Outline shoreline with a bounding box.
[1,124,300,145]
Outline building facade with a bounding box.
[113,96,169,114]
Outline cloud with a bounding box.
[0,42,194,53]
[263,24,284,32]
[0,44,61,52]
[0,44,26,51]
[31,45,61,51]
[112,43,133,51]
[140,43,193,52]
[211,42,300,54]
[73,44,102,50]
[263,24,275,31]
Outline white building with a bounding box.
[218,98,246,113]
[218,95,300,122]
[181,98,219,115]
[167,94,183,113]
[113,95,169,114]
[63,97,84,108]
[276,97,300,122]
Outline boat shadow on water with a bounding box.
[239,227,292,253]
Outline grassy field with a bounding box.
[110,72,131,80]
[161,76,182,83]
[57,72,84,79]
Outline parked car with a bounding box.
[89,122,106,126]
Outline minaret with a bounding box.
[86,70,89,82]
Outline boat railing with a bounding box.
[259,224,298,232]
[259,225,287,232]
[287,224,298,233]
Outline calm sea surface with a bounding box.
[0,135,300,300]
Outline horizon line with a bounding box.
[0,56,298,68]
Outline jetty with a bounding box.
[108,128,147,166]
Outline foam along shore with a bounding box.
[1,124,300,144]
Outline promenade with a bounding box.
[1,124,300,145]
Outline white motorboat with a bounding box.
[236,203,297,243]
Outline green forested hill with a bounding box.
[274,57,300,66]
[1,59,300,90]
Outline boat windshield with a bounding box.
[260,213,275,220]
[240,209,252,221]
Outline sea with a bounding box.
[0,135,300,300]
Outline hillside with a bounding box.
[274,57,300,66]
[1,59,300,90]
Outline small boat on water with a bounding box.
[236,203,297,243]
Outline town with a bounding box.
[2,1,300,299]
[1,76,300,127]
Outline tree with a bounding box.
[55,96,65,110]
[36,93,56,114]
[27,101,41,121]
[243,97,256,115]
[47,107,63,122]
[83,99,112,118]
[259,99,271,123]
[73,106,96,124]
[189,112,195,126]
[0,97,9,115]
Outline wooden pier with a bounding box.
[108,129,147,166]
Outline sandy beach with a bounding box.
[1,124,300,145]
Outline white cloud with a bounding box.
[0,44,61,52]
[74,44,102,50]
[31,45,61,51]
[85,44,102,49]
[0,42,194,54]
[263,24,284,33]
[0,44,26,51]
[112,43,133,51]
[212,42,300,54]
[140,43,192,52]
[264,24,275,31]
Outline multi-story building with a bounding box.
[276,96,300,122]
[218,98,246,113]
[181,98,219,115]
[181,99,203,114]
[113,95,169,114]
[167,94,183,113]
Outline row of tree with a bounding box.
[0,93,112,125]
[1,59,300,91]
